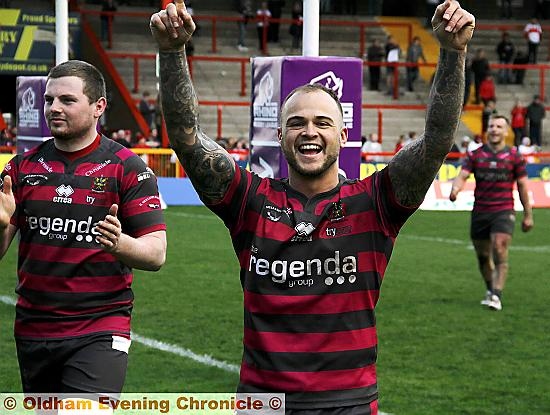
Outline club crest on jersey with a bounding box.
[92,176,108,192]
[328,200,345,222]
[23,174,48,186]
[53,184,74,204]
[266,205,283,222]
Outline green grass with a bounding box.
[1,207,549,414]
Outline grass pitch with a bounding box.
[1,207,548,414]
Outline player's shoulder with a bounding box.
[504,145,523,159]
[99,135,146,166]
[19,138,55,160]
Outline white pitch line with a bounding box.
[131,333,239,373]
[163,210,217,220]
[0,295,16,306]
[163,210,550,254]
[401,234,550,253]
[0,295,392,414]
[0,295,238,373]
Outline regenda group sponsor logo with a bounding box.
[248,249,357,286]
[27,215,101,242]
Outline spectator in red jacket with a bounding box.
[479,74,496,106]
[510,98,527,147]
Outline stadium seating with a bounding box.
[9,0,550,151]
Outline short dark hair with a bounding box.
[489,114,510,125]
[281,83,343,120]
[47,60,106,103]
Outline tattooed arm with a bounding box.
[388,0,475,206]
[0,175,17,259]
[150,2,235,204]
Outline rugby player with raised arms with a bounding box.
[150,0,474,413]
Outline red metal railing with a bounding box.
[475,22,550,58]
[106,52,250,96]
[364,60,550,101]
[80,9,413,58]
[105,50,550,105]
[361,151,550,164]
[0,146,15,154]
[80,14,151,138]
[84,10,550,146]
[81,9,550,60]
[195,100,550,146]
[199,100,249,139]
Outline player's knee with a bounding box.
[494,245,510,261]
[476,253,491,267]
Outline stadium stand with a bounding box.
[6,0,550,152]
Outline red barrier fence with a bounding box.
[80,9,413,57]
[105,50,550,105]
[194,100,550,145]
[361,151,550,164]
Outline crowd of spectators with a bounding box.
[0,127,16,149]
[1,2,550,167]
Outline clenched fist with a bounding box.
[432,0,475,51]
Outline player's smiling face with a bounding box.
[487,117,508,146]
[279,89,347,178]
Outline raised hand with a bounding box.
[150,0,196,52]
[94,204,122,252]
[432,0,475,51]
[0,175,15,229]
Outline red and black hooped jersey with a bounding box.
[206,164,417,409]
[461,144,527,213]
[1,136,166,340]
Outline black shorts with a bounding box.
[16,334,130,395]
[286,401,378,415]
[470,210,516,240]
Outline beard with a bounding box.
[284,149,339,177]
[48,121,91,141]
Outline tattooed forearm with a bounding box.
[389,49,465,206]
[159,50,235,204]
[180,130,235,203]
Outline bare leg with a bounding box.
[490,232,512,294]
[472,239,494,291]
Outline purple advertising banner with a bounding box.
[250,57,283,178]
[250,56,363,179]
[16,76,51,153]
